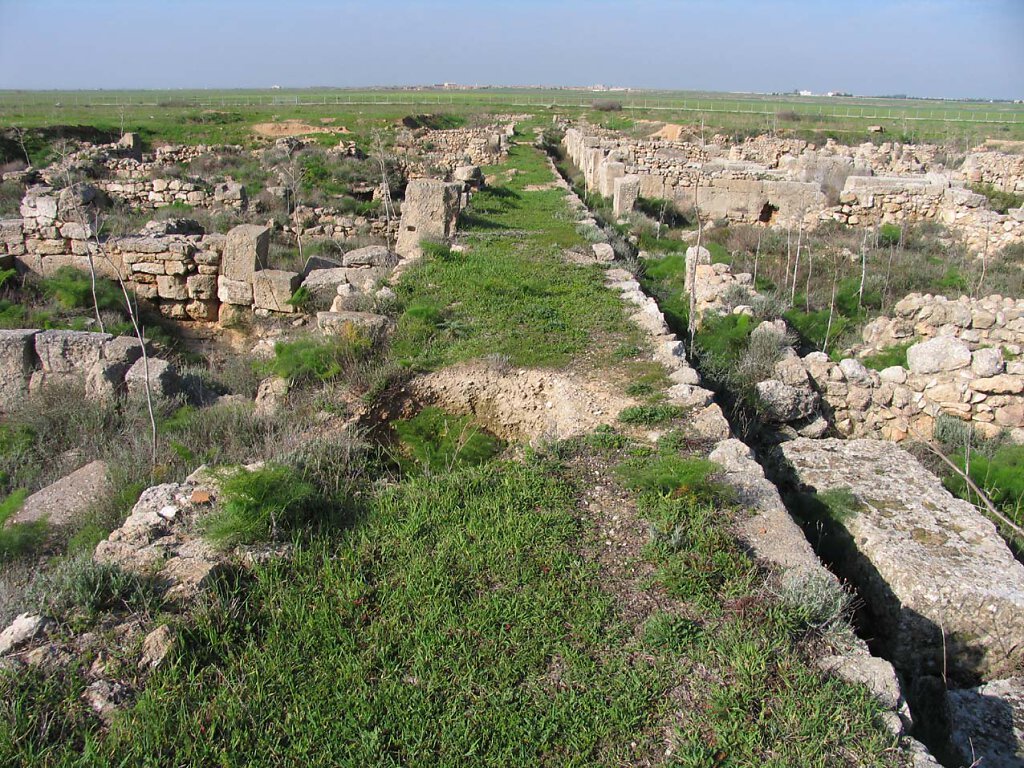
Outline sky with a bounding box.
[0,0,1021,99]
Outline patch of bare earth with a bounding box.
[406,360,633,442]
[251,120,352,138]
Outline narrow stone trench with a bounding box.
[541,140,1024,767]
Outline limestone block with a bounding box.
[252,270,300,314]
[341,245,398,268]
[217,275,253,306]
[0,329,38,408]
[186,273,217,301]
[780,438,1024,681]
[156,275,188,301]
[222,224,270,281]
[395,179,463,259]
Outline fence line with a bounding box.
[1,93,1022,125]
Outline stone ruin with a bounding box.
[683,248,1024,444]
[562,123,1024,257]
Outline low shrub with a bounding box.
[878,223,902,248]
[970,182,1024,215]
[391,407,502,475]
[204,464,322,546]
[592,100,623,112]
[29,553,161,621]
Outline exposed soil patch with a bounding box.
[401,361,634,443]
[637,121,692,142]
[251,120,351,138]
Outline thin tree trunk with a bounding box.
[790,223,803,307]
[752,228,762,289]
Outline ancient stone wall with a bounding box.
[960,150,1024,193]
[563,124,1024,254]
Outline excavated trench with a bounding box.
[542,143,1016,766]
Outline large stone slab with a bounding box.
[222,224,270,281]
[316,311,390,341]
[34,330,112,375]
[779,438,1024,682]
[7,460,111,527]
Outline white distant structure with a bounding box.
[798,89,813,97]
[271,84,282,90]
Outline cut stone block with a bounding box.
[222,224,270,281]
[7,460,110,527]
[252,270,300,314]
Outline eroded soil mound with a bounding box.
[408,361,632,442]
[251,120,351,138]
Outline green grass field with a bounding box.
[2,87,1022,159]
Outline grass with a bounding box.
[0,442,898,766]
[618,403,687,426]
[0,489,47,563]
[861,342,914,371]
[390,134,643,370]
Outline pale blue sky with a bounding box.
[0,0,1021,99]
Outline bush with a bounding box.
[268,334,372,386]
[205,464,322,546]
[970,182,1024,215]
[42,266,126,314]
[29,553,161,620]
[878,223,902,248]
[592,100,623,112]
[392,407,502,475]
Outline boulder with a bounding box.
[252,269,300,314]
[125,357,179,399]
[591,243,615,262]
[213,181,247,210]
[222,224,270,281]
[139,624,175,670]
[780,438,1024,681]
[906,337,972,375]
[302,268,351,302]
[7,460,110,527]
[453,165,483,186]
[972,347,1005,378]
[756,379,819,423]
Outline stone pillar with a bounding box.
[613,175,641,217]
[395,179,463,259]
